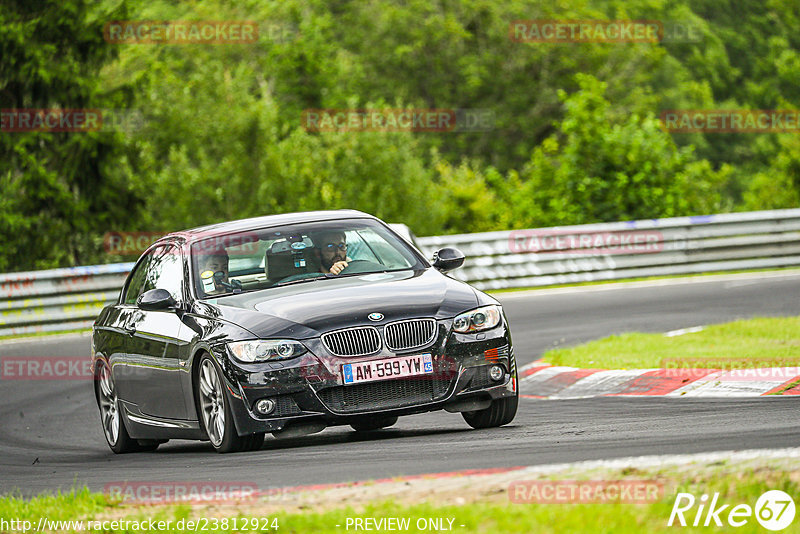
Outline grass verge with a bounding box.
[543,316,800,370]
[2,454,799,533]
[0,329,90,342]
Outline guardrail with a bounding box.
[0,264,133,337]
[416,209,800,290]
[3,209,800,337]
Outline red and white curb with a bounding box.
[518,362,800,399]
[259,448,800,498]
[254,466,526,498]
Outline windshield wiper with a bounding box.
[272,274,334,287]
[272,268,408,287]
[333,268,408,279]
[332,271,383,279]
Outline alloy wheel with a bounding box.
[198,359,226,446]
[98,363,120,445]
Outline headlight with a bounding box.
[452,305,502,333]
[227,340,307,363]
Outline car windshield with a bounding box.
[190,218,425,298]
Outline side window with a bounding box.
[140,246,184,303]
[123,255,151,305]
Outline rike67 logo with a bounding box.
[669,490,795,531]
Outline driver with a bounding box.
[198,248,229,294]
[313,230,350,275]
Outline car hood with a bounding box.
[204,269,480,339]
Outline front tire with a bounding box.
[242,433,265,451]
[196,355,253,453]
[137,439,167,451]
[350,415,398,432]
[461,390,518,429]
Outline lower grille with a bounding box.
[317,378,452,414]
[272,394,302,417]
[467,366,494,390]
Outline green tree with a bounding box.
[742,135,800,210]
[0,0,136,271]
[6,0,800,271]
[509,74,728,226]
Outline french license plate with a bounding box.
[342,354,433,385]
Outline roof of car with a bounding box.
[158,210,377,245]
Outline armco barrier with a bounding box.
[416,209,800,290]
[0,263,133,336]
[2,209,800,336]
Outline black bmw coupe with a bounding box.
[92,210,518,453]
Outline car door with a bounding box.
[102,252,150,406]
[119,244,191,420]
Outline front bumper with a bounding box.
[215,320,517,436]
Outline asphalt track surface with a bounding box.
[1,272,799,496]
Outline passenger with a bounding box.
[198,248,230,294]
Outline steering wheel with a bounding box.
[339,260,385,275]
[212,272,242,292]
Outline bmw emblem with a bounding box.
[368,312,384,322]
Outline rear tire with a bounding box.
[96,361,144,454]
[350,416,398,432]
[196,354,250,453]
[461,391,518,429]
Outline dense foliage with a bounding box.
[2,0,799,270]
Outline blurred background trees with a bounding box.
[2,0,799,270]
[0,0,136,270]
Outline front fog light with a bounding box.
[489,365,504,382]
[255,398,276,415]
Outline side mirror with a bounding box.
[432,247,465,273]
[138,288,177,311]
